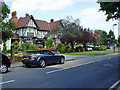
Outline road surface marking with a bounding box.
[109,80,120,90]
[108,57,112,59]
[0,80,15,85]
[47,60,100,74]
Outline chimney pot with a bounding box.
[50,19,54,22]
[26,14,29,17]
[12,11,17,18]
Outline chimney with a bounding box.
[50,19,54,22]
[12,11,17,18]
[26,14,29,17]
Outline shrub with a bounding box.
[29,45,38,50]
[93,47,102,51]
[7,50,11,53]
[44,38,54,48]
[100,45,106,50]
[21,43,30,50]
[117,43,120,47]
[60,45,66,53]
[75,46,83,52]
[13,40,19,54]
[56,43,63,50]
[2,42,7,54]
[56,43,66,53]
[67,48,71,53]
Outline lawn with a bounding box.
[65,51,106,55]
[65,50,120,56]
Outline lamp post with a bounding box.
[113,24,117,53]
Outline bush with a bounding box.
[75,46,83,52]
[56,43,66,53]
[29,45,38,50]
[2,42,7,54]
[117,43,120,47]
[100,45,106,50]
[21,43,30,50]
[56,43,63,50]
[13,40,19,54]
[7,50,11,53]
[60,45,66,53]
[67,48,71,53]
[44,38,54,48]
[93,47,102,51]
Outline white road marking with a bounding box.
[47,60,101,74]
[0,80,15,85]
[109,80,120,90]
[108,57,112,59]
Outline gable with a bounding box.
[26,18,37,28]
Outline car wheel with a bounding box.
[60,57,65,64]
[0,64,8,73]
[39,59,46,68]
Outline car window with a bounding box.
[42,51,53,55]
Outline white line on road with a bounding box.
[47,60,101,74]
[109,80,120,90]
[0,80,15,85]
[108,57,112,59]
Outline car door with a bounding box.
[42,50,55,64]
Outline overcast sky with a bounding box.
[4,0,118,39]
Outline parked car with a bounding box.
[87,45,93,51]
[0,52,11,73]
[22,50,65,67]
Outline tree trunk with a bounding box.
[83,43,86,51]
[71,42,74,52]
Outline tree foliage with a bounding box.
[54,16,83,51]
[98,2,120,21]
[0,4,16,42]
[118,35,120,43]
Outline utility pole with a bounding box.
[113,24,117,53]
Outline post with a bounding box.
[11,46,14,63]
[23,45,27,56]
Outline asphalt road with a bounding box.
[1,53,119,88]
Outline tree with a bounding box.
[102,30,108,45]
[118,35,120,44]
[54,16,82,52]
[97,2,120,21]
[80,28,93,49]
[0,4,16,42]
[108,30,115,45]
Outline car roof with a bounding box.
[0,52,8,57]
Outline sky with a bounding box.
[4,0,118,39]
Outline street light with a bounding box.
[113,24,117,52]
[113,24,117,33]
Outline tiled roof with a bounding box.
[17,16,31,28]
[49,21,60,30]
[35,20,50,31]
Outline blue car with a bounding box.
[22,50,65,67]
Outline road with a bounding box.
[1,53,119,88]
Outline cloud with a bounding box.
[79,7,107,29]
[79,7,118,38]
[8,0,73,13]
